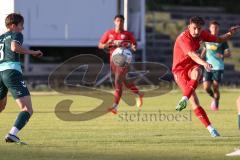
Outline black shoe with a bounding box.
[5,133,20,143]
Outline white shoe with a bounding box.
[226,149,240,156]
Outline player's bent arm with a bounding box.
[11,41,43,57]
[187,51,212,72]
[98,39,115,50]
[216,25,240,43]
[215,32,233,43]
[98,42,106,49]
[188,51,207,66]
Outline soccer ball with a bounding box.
[111,47,132,67]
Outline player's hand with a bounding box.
[104,39,114,49]
[204,62,212,72]
[31,50,43,57]
[215,53,223,59]
[229,25,240,35]
[131,45,137,52]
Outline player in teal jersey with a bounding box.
[201,20,231,111]
[0,13,43,143]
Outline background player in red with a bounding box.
[172,16,240,137]
[98,14,143,114]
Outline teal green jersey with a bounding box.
[0,31,23,72]
[204,42,229,70]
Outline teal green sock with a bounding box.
[14,111,31,130]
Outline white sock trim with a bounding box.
[207,125,214,133]
[182,96,188,101]
[9,126,19,136]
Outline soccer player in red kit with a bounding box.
[172,16,240,137]
[98,14,143,114]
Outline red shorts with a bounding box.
[110,61,129,75]
[173,64,200,91]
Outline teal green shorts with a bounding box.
[203,69,223,83]
[0,69,30,100]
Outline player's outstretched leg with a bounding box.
[5,96,33,143]
[176,67,200,112]
[190,92,220,137]
[176,79,198,111]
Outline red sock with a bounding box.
[183,79,198,99]
[194,106,211,127]
[114,83,123,104]
[124,82,139,94]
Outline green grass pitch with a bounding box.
[0,89,240,160]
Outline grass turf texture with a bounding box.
[0,90,240,160]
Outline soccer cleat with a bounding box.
[210,128,220,137]
[5,133,20,143]
[210,100,219,111]
[176,98,187,112]
[136,94,144,110]
[108,107,118,115]
[226,149,240,156]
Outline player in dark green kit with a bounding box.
[201,20,231,111]
[0,13,43,143]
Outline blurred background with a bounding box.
[0,0,240,90]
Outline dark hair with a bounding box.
[5,13,24,28]
[189,16,205,26]
[114,14,125,21]
[209,20,220,26]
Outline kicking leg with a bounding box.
[176,67,201,111]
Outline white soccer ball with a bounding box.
[111,47,133,67]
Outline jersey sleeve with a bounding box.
[201,30,217,42]
[99,31,109,44]
[11,32,23,45]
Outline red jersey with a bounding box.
[172,29,217,73]
[99,29,137,57]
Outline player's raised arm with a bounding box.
[11,41,43,57]
[216,25,240,43]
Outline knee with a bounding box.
[21,106,33,115]
[191,68,202,80]
[203,84,210,91]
